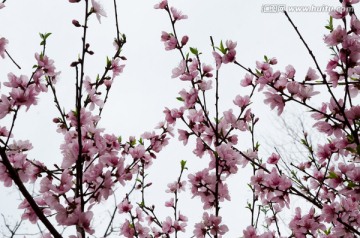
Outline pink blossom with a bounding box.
[178,129,190,145]
[324,25,346,46]
[135,222,150,238]
[91,0,107,23]
[215,143,241,175]
[165,198,174,207]
[0,163,12,187]
[4,73,28,88]
[166,180,186,193]
[202,63,213,78]
[286,81,300,95]
[199,80,212,91]
[0,3,5,9]
[193,137,205,158]
[78,211,94,234]
[305,67,319,81]
[0,37,8,58]
[118,199,133,213]
[87,88,104,110]
[170,7,187,21]
[111,58,125,78]
[194,213,228,238]
[233,95,250,108]
[263,90,285,115]
[296,85,319,101]
[163,107,183,124]
[129,144,146,160]
[330,8,348,19]
[10,86,38,110]
[165,36,177,50]
[212,51,222,70]
[120,220,135,237]
[240,73,253,87]
[284,65,295,78]
[289,207,326,237]
[172,60,186,78]
[350,15,360,34]
[35,53,56,77]
[243,226,257,238]
[267,153,280,164]
[178,88,198,108]
[162,216,175,234]
[154,0,167,9]
[256,61,270,71]
[0,126,10,137]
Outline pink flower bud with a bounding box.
[72,20,81,27]
[181,35,189,46]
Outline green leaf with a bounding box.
[219,40,226,54]
[347,181,356,188]
[139,138,144,145]
[180,160,187,170]
[255,68,262,76]
[328,171,338,179]
[324,227,331,235]
[106,56,111,67]
[189,47,198,55]
[44,32,52,39]
[264,55,268,62]
[117,136,122,143]
[176,97,184,102]
[255,142,260,150]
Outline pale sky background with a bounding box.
[0,0,357,237]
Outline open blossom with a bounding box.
[118,199,133,214]
[222,40,237,63]
[35,53,56,77]
[170,7,187,21]
[172,60,186,78]
[297,85,319,101]
[240,73,253,87]
[233,95,250,108]
[0,37,8,58]
[111,58,125,78]
[161,31,178,50]
[285,64,296,79]
[324,25,346,46]
[264,90,285,115]
[154,0,167,9]
[267,153,280,164]
[305,67,319,81]
[91,0,107,23]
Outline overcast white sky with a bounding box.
[0,0,357,237]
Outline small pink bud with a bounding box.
[269,57,277,65]
[72,20,81,27]
[181,35,189,46]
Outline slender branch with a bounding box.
[5,50,21,69]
